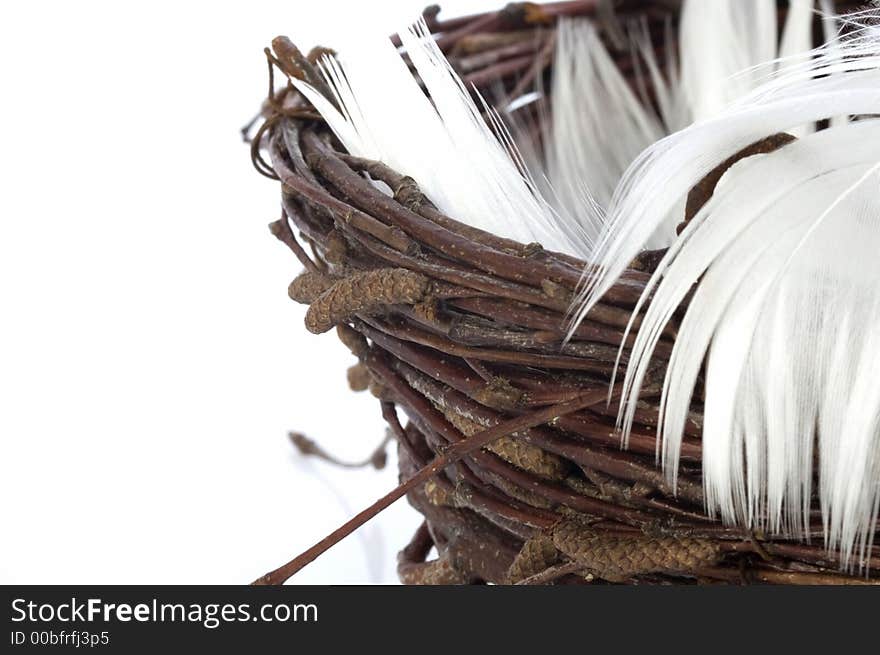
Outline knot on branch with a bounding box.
[424,479,453,507]
[540,278,573,304]
[306,45,336,64]
[423,479,476,510]
[629,247,668,274]
[270,36,333,99]
[521,242,544,257]
[502,2,552,27]
[392,176,425,212]
[411,299,439,324]
[305,268,431,334]
[422,4,442,24]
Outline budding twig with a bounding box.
[289,431,390,470]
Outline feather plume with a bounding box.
[289,1,825,259]
[541,19,666,249]
[508,1,817,250]
[578,21,880,565]
[288,19,586,257]
[679,0,777,122]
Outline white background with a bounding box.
[0,0,500,584]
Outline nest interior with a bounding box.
[250,0,879,585]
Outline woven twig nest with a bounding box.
[248,0,878,585]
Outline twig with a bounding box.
[252,381,612,584]
[288,431,391,470]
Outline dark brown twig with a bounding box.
[288,431,391,470]
[253,382,612,584]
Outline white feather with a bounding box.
[779,0,819,136]
[820,0,856,129]
[630,16,690,134]
[574,32,880,325]
[780,0,815,62]
[290,1,826,262]
[581,23,880,564]
[541,19,666,250]
[509,1,819,251]
[679,0,777,123]
[289,19,585,257]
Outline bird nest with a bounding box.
[247,0,878,585]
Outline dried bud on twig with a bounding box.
[322,229,348,265]
[443,409,569,480]
[346,363,371,392]
[305,268,431,334]
[368,378,393,402]
[288,271,334,304]
[398,553,471,585]
[335,323,369,359]
[552,518,722,582]
[505,533,561,584]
